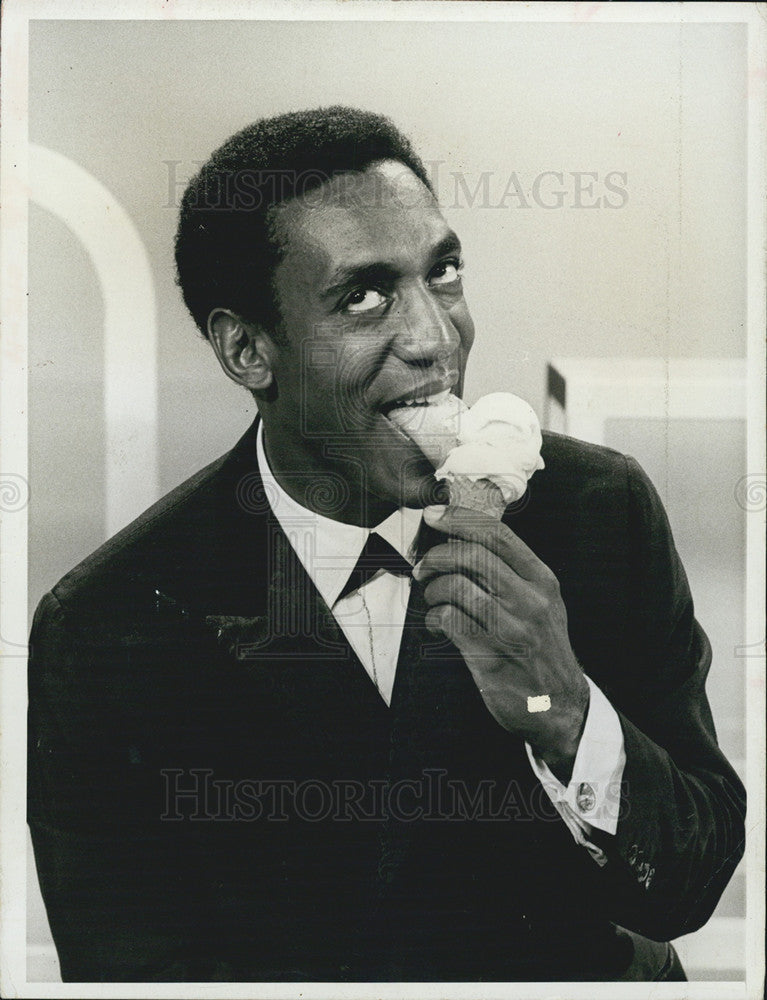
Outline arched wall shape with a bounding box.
[29,143,159,537]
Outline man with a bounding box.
[28,106,745,982]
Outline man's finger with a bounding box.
[422,504,556,586]
[422,572,532,649]
[414,541,514,596]
[424,602,485,648]
[423,571,490,622]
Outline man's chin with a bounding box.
[362,412,447,509]
[402,472,448,508]
[370,465,447,511]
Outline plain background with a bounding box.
[26,17,748,982]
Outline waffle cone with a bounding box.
[447,477,507,519]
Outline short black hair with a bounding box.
[174,106,432,338]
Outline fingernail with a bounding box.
[424,505,446,522]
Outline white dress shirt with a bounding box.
[256,422,625,857]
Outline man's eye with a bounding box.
[343,289,388,314]
[429,260,464,287]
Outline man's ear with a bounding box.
[207,309,275,392]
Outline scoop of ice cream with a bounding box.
[435,392,545,504]
[385,389,469,468]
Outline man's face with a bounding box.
[263,159,475,521]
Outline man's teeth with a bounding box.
[389,389,450,408]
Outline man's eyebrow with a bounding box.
[320,231,464,303]
[430,232,463,262]
[320,263,400,302]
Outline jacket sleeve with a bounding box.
[586,454,746,941]
[27,591,231,982]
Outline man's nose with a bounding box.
[392,284,460,371]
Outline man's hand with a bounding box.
[414,504,590,784]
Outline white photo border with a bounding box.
[1,2,764,998]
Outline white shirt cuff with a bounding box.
[525,675,626,840]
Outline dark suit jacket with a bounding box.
[27,421,746,981]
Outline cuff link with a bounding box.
[575,781,596,813]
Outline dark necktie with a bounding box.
[337,531,412,602]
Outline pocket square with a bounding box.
[204,614,272,658]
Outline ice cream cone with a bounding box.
[386,390,544,517]
[447,476,508,519]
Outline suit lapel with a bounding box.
[148,417,493,728]
[206,510,348,663]
[152,417,389,721]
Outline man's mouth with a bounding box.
[380,387,453,418]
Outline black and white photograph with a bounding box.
[0,2,764,997]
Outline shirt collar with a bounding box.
[256,420,423,607]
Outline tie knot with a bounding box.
[337,532,412,602]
